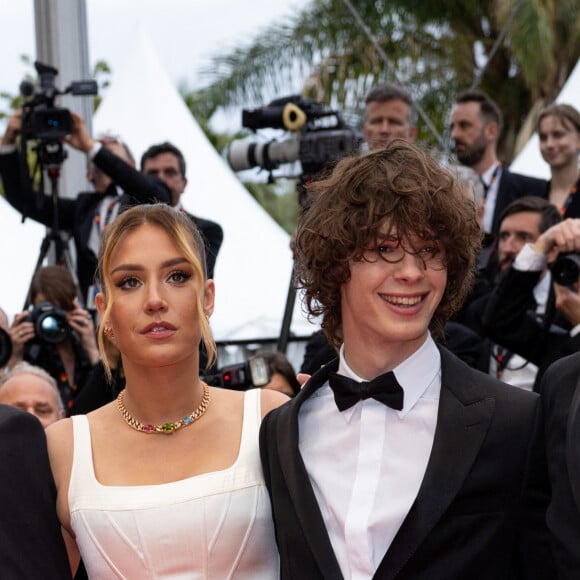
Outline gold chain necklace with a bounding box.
[117,383,210,434]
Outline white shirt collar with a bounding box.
[336,334,441,420]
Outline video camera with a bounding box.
[24,301,71,345]
[203,355,272,391]
[19,61,98,166]
[227,95,363,182]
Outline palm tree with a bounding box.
[193,0,580,161]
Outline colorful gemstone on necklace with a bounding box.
[116,383,210,435]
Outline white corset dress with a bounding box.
[68,388,279,579]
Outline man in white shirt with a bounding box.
[260,140,555,579]
[483,213,580,390]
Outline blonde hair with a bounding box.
[96,204,216,381]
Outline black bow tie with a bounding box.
[328,371,404,412]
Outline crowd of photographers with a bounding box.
[2,83,580,412]
[0,107,296,423]
[1,78,580,575]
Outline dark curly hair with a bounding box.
[295,140,482,348]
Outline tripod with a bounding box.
[276,176,312,354]
[23,153,83,310]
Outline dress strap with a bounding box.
[236,388,262,463]
[69,415,98,494]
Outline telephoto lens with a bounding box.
[26,301,70,344]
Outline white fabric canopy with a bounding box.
[0,26,318,346]
[0,199,46,321]
[92,27,317,342]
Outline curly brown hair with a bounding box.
[295,140,482,348]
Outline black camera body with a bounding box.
[203,355,272,391]
[25,301,71,345]
[22,107,73,141]
[551,253,580,287]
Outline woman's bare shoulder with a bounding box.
[259,388,290,419]
[45,417,74,481]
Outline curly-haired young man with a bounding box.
[260,140,555,580]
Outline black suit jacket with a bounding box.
[482,267,580,389]
[0,148,171,303]
[260,347,556,579]
[187,213,223,279]
[491,169,547,234]
[0,405,71,578]
[540,353,580,579]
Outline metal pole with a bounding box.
[34,0,93,200]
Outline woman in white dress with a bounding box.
[46,203,286,579]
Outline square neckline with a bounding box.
[72,389,260,490]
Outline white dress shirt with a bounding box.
[298,335,441,580]
[481,162,502,234]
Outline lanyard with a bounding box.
[481,163,501,202]
[94,198,120,235]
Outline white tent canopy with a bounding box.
[93,26,317,343]
[510,58,580,178]
[0,199,46,320]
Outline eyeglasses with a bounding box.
[361,237,446,270]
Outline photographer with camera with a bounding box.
[482,214,580,389]
[7,265,99,411]
[0,110,171,307]
[140,142,223,279]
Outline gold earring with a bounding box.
[103,327,114,339]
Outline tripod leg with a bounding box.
[59,244,85,307]
[23,234,53,310]
[277,264,298,354]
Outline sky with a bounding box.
[0,0,312,127]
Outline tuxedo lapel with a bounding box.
[275,360,345,580]
[566,373,580,512]
[375,348,496,579]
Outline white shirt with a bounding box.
[298,335,441,580]
[481,162,502,234]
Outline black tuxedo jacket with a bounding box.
[491,169,547,234]
[540,353,580,579]
[0,405,71,578]
[0,148,170,303]
[260,347,556,579]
